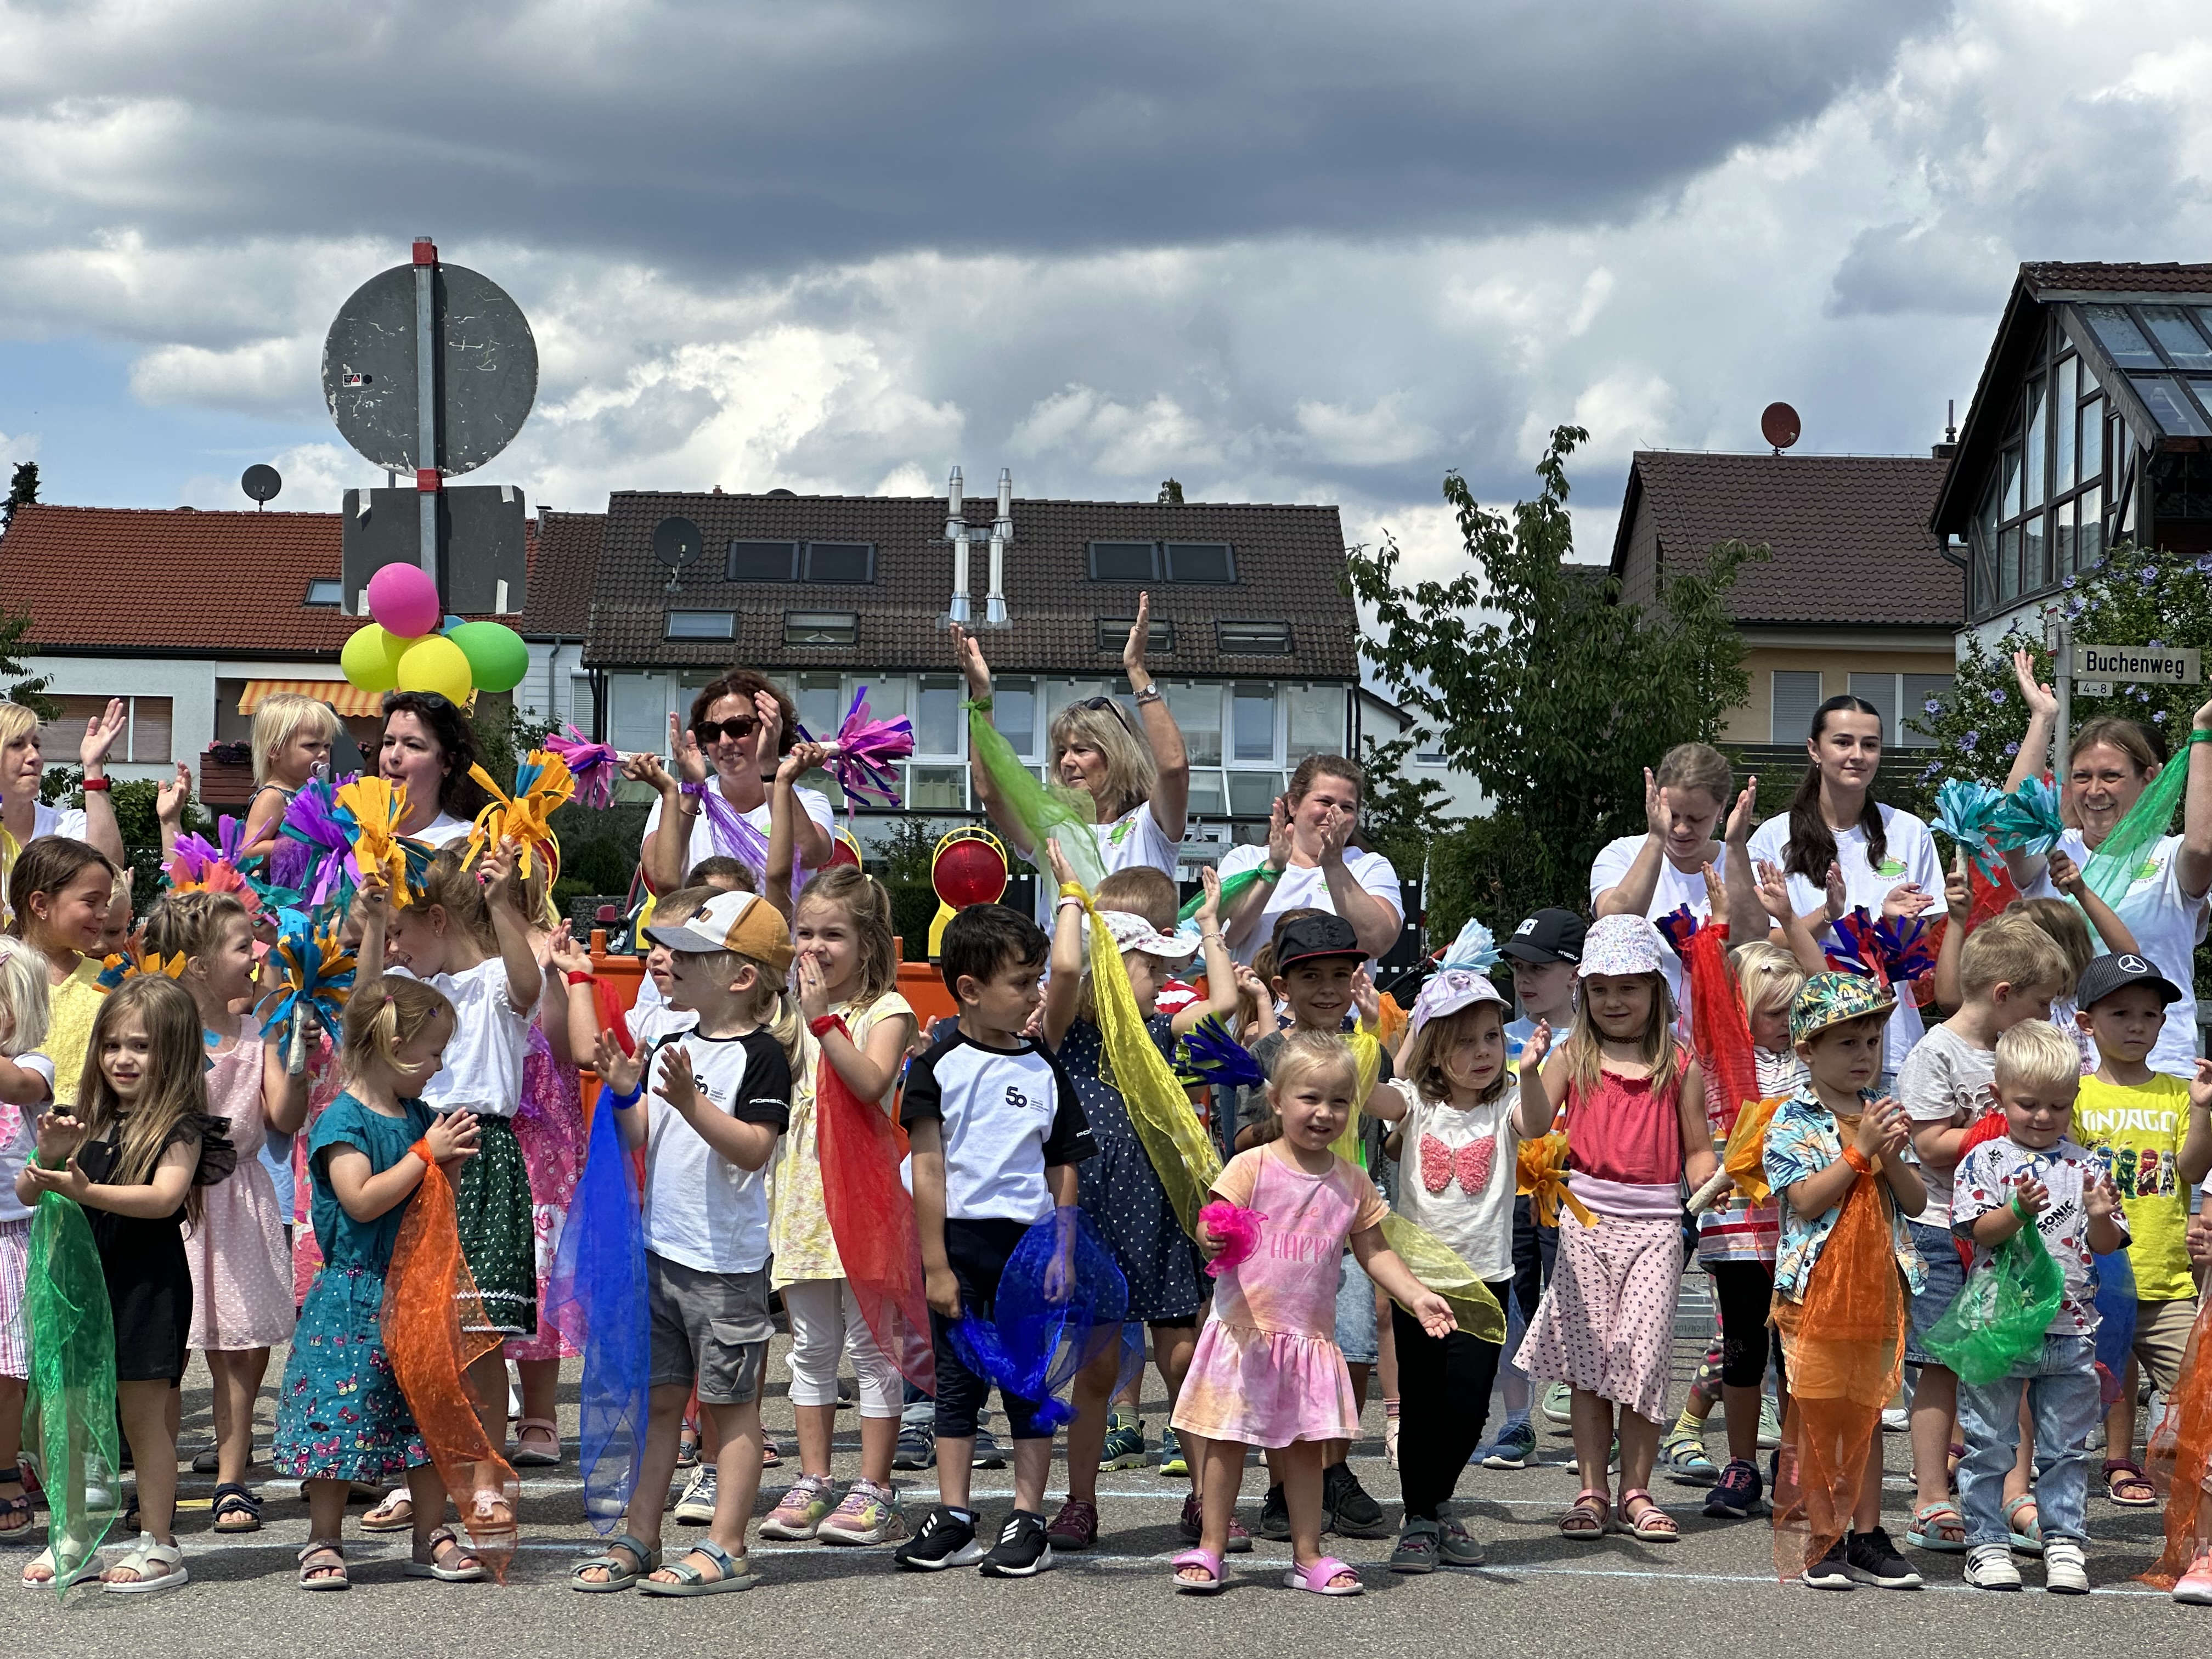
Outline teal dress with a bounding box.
[271,1093,435,1481]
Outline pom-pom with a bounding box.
[806,687,914,809]
[1435,917,1499,973]
[1180,1017,1266,1091]
[544,726,622,811]
[1990,775,2066,856]
[1197,1200,1264,1277]
[1934,777,2006,873]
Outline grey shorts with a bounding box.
[646,1251,772,1406]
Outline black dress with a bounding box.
[79,1116,235,1384]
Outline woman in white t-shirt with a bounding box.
[636,669,837,895]
[2000,653,2212,1079]
[953,595,1190,926]
[0,699,129,924]
[1745,695,1941,1079]
[377,691,488,848]
[1217,754,1402,966]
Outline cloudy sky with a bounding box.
[2,0,2208,578]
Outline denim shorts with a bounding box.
[1904,1217,1964,1368]
[1335,1251,1380,1365]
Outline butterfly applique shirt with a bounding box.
[1387,1081,1518,1282]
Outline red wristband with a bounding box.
[808,1014,842,1037]
[80,776,111,793]
[1841,1144,1873,1175]
[566,970,595,986]
[410,1138,435,1168]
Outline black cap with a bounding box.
[1274,912,1363,971]
[1501,908,1586,966]
[2075,951,2182,1013]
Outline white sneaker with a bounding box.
[2043,1539,2089,1595]
[1964,1543,2022,1590]
[1880,1407,1909,1434]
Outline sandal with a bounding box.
[511,1417,562,1468]
[1172,1546,1227,1593]
[2004,1494,2044,1555]
[1560,1488,1610,1539]
[640,1537,754,1596]
[211,1482,263,1534]
[571,1531,661,1593]
[2106,1458,2158,1508]
[102,1533,189,1594]
[468,1487,517,1538]
[359,1488,414,1533]
[296,1539,349,1592]
[1616,1488,1679,1542]
[20,1542,100,1590]
[0,1468,31,1538]
[1282,1554,1362,1595]
[1905,1500,1967,1551]
[407,1526,487,1582]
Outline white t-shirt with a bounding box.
[899,1031,1096,1223]
[625,990,695,1046]
[638,1027,792,1273]
[2026,830,2207,1079]
[408,812,472,849]
[1030,803,1182,927]
[1589,833,1712,1025]
[1894,1023,1996,1227]
[0,1052,57,1224]
[388,957,535,1118]
[1387,1081,1519,1282]
[640,785,835,876]
[30,802,88,844]
[1747,804,1942,1075]
[1217,843,1404,968]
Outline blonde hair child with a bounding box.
[238,693,341,864]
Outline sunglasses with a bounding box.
[693,715,762,744]
[1073,696,1133,727]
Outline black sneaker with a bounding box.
[1703,1458,1763,1520]
[1324,1462,1390,1538]
[894,1505,984,1571]
[1803,1535,1854,1591]
[977,1509,1054,1578]
[1844,1526,1923,1590]
[1258,1483,1292,1541]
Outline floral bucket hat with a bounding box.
[1577,912,1666,979]
[1788,969,1898,1046]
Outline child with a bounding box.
[355,843,541,1503]
[0,935,54,1542]
[1040,850,1238,1553]
[569,888,795,1595]
[1516,912,1715,1541]
[1948,1019,2126,1593]
[273,978,488,1589]
[1895,913,2068,1551]
[2068,952,2212,1508]
[1369,968,1515,1570]
[142,890,311,1533]
[1170,1031,1453,1595]
[16,975,235,1592]
[894,903,1097,1578]
[236,692,340,865]
[761,863,917,1548]
[1763,972,1927,1590]
[5,837,116,1107]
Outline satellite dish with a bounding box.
[240,464,283,507]
[1761,402,1802,454]
[653,516,703,568]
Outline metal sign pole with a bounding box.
[413,237,441,596]
[2054,617,2071,779]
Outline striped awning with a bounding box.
[236,679,385,718]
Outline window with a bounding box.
[1771,670,1823,746]
[723,540,875,583]
[804,542,874,583]
[793,674,844,741]
[1096,618,1175,654]
[608,675,667,754]
[1184,770,1226,817]
[783,611,858,646]
[1087,540,1238,584]
[567,674,598,735]
[1286,684,1344,761]
[304,579,343,606]
[1415,729,1447,765]
[1164,542,1235,584]
[2143,306,2212,371]
[665,610,735,640]
[989,679,1036,756]
[914,676,963,757]
[727,540,799,582]
[1166,682,1223,765]
[1217,619,1292,656]
[1844,672,1954,749]
[1232,683,1276,761]
[1228,771,1282,816]
[1088,541,1158,582]
[906,765,966,811]
[2132,377,2212,438]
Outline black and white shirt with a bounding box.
[639,1028,793,1274]
[900,1031,1095,1223]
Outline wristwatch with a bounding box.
[1133,685,1164,707]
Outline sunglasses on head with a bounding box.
[694,715,762,744]
[1074,696,1133,726]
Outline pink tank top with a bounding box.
[1566,1068,1684,1188]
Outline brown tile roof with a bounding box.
[1611,451,1963,628]
[2021,261,2212,298]
[524,510,600,637]
[583,492,1359,678]
[0,502,583,654]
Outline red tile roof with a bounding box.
[1612,451,1963,628]
[2021,262,2212,297]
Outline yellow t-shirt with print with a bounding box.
[2074,1073,2196,1302]
[43,957,106,1108]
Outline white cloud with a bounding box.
[0,431,37,467]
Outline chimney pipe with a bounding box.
[942,466,972,627]
[984,467,1012,628]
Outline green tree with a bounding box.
[1345,426,1762,939]
[0,602,56,719]
[1355,732,1457,886]
[2,461,35,529]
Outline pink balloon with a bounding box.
[365,562,441,639]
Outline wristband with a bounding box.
[565,970,595,987]
[1841,1144,1873,1175]
[1057,897,1086,912]
[410,1138,435,1168]
[1059,882,1087,901]
[2193,729,2212,746]
[808,1014,843,1038]
[603,1081,645,1110]
[2011,1190,2034,1221]
[80,776,111,793]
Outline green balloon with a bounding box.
[447,620,530,694]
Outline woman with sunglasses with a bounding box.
[378,691,489,847]
[635,669,837,896]
[954,594,1190,923]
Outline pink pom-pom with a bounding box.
[1199,1200,1265,1278]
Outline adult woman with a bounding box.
[636,669,836,895]
[1746,695,1940,1078]
[954,595,1190,923]
[2002,650,2212,1078]
[1218,755,1401,966]
[377,691,487,848]
[1,699,128,927]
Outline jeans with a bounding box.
[1955,1335,2102,1547]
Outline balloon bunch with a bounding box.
[340,562,528,704]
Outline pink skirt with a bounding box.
[505,1024,584,1363]
[0,1216,26,1379]
[1519,1207,1682,1425]
[1170,1320,1358,1449]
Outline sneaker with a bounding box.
[2172,1548,2212,1604]
[759,1472,835,1541]
[895,1504,984,1571]
[1176,1490,1253,1553]
[1541,1381,1573,1427]
[1387,1517,1441,1573]
[1880,1406,1909,1434]
[1703,1458,1763,1520]
[2043,1538,2089,1595]
[1844,1526,1922,1589]
[1803,1535,1854,1591]
[1436,1515,1485,1566]
[1757,1395,1784,1450]
[1477,1418,1538,1470]
[972,1423,1008,1470]
[1323,1461,1389,1539]
[1964,1542,2022,1590]
[1158,1426,1187,1478]
[1258,1483,1292,1542]
[1658,1427,1718,1486]
[1044,1497,1098,1551]
[673,1464,718,1525]
[818,1479,906,1547]
[1100,1410,1147,1471]
[978,1509,1054,1578]
[893,1422,936,1471]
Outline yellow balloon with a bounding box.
[394,634,473,703]
[340,623,409,692]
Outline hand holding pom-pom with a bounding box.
[1198,1200,1265,1278]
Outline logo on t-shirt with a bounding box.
[2134,855,2164,883]
[1107,817,1136,847]
[1005,1084,1043,1113]
[1876,857,1906,877]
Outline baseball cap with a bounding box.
[2075,951,2182,1014]
[1502,909,1586,966]
[1099,909,1198,963]
[644,889,795,977]
[1274,912,1363,972]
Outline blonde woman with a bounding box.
[0,699,128,925]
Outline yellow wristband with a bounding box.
[1059,882,1087,901]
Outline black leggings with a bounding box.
[1707,1259,1785,1391]
[1391,1283,1510,1522]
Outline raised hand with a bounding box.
[668,713,708,786]
[548,924,589,978]
[951,622,992,699]
[1123,592,1155,685]
[1265,795,1293,871]
[2013,648,2059,721]
[1724,778,1758,845]
[779,740,828,785]
[2086,1173,2122,1223]
[1700,860,1728,920]
[477,838,521,905]
[78,698,126,774]
[155,763,192,828]
[654,1043,702,1118]
[1754,859,1795,924]
[1643,768,1668,842]
[1317,806,1355,866]
[2049,849,2085,896]
[1351,967,1380,1033]
[1194,864,1222,927]
[32,1109,86,1166]
[593,1030,642,1097]
[1044,837,1079,890]
[623,749,675,792]
[1824,861,1847,922]
[795,951,831,1022]
[1519,1020,1553,1074]
[2011,1176,2051,1218]
[753,689,784,760]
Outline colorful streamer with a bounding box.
[2143,1294,2212,1588]
[2083,740,2194,910]
[545,725,622,811]
[274,775,360,910]
[466,751,577,880]
[1180,1017,1266,1091]
[966,702,1105,890]
[2093,1249,2138,1407]
[1517,1131,1594,1228]
[22,1191,120,1596]
[804,686,915,808]
[1824,907,1937,989]
[676,782,808,900]
[1178,865,1266,926]
[947,1206,1138,1433]
[95,949,187,991]
[1379,1212,1506,1342]
[1989,775,2067,857]
[1933,777,2006,876]
[259,907,356,1075]
[1923,1221,2065,1386]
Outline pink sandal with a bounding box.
[1616,1488,1678,1541]
[1172,1547,1226,1594]
[1283,1554,1362,1595]
[1560,1488,1610,1539]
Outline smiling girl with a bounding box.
[5,838,118,1108]
[0,701,128,924]
[1218,755,1402,968]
